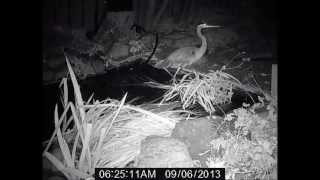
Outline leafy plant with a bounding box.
[207,96,277,179]
[42,55,190,179]
[147,69,243,114]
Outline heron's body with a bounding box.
[164,46,202,68]
[155,23,219,69]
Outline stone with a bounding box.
[136,136,194,168]
[109,43,129,59]
[171,117,221,159]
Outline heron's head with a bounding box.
[198,23,220,29]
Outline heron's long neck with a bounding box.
[196,27,207,59]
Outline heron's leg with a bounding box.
[174,67,180,77]
[173,67,181,83]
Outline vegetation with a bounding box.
[42,56,277,180]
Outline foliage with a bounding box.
[42,52,277,180]
[42,56,190,179]
[147,69,243,114]
[206,95,277,179]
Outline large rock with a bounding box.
[136,136,194,168]
[109,43,129,59]
[171,116,221,165]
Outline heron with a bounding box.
[155,23,220,76]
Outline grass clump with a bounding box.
[147,68,244,114]
[42,55,190,179]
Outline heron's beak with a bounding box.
[205,25,221,28]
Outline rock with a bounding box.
[109,43,129,59]
[136,136,194,168]
[171,117,221,160]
